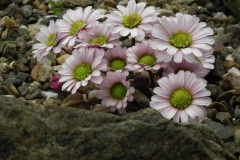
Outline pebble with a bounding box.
[31,63,53,82]
[25,81,42,100]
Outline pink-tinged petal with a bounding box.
[192,37,215,44]
[61,79,75,91]
[150,101,171,110]
[173,50,183,63]
[181,48,193,55]
[127,0,136,14]
[191,28,213,39]
[91,76,103,84]
[71,82,81,94]
[167,46,178,55]
[191,44,212,50]
[190,48,202,57]
[172,110,182,122]
[151,24,170,41]
[138,23,152,30]
[136,28,145,40]
[118,107,126,114]
[192,97,212,106]
[117,5,128,15]
[130,28,138,37]
[120,28,130,36]
[193,89,211,98]
[59,75,73,82]
[180,111,189,122]
[136,2,146,14]
[151,41,171,50]
[159,106,178,120]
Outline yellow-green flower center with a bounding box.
[45,34,56,46]
[111,83,127,100]
[73,64,92,81]
[122,13,142,28]
[90,35,108,46]
[70,21,86,36]
[170,31,192,48]
[110,58,126,71]
[171,88,192,110]
[138,55,156,67]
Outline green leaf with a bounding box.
[55,1,63,7]
[53,8,62,16]
[48,1,55,7]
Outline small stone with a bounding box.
[234,105,240,119]
[206,108,218,120]
[16,28,29,35]
[56,54,70,65]
[9,60,29,72]
[7,29,19,39]
[43,97,62,106]
[0,63,9,74]
[21,5,33,18]
[0,4,18,17]
[132,89,150,109]
[18,83,29,96]
[206,84,224,100]
[25,81,42,100]
[1,78,23,88]
[104,0,117,8]
[16,72,30,82]
[203,120,234,141]
[31,64,53,82]
[0,83,21,98]
[215,112,232,123]
[207,102,228,112]
[60,92,90,109]
[3,16,20,30]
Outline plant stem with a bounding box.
[147,70,156,88]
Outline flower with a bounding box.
[150,70,212,123]
[32,20,61,63]
[98,71,135,114]
[151,13,215,63]
[56,6,104,47]
[75,21,122,50]
[50,75,63,92]
[105,0,158,41]
[58,48,106,94]
[162,59,210,77]
[195,49,215,69]
[127,40,166,72]
[102,47,129,72]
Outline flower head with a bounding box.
[32,20,61,63]
[75,21,122,50]
[102,47,129,72]
[98,71,135,114]
[50,74,63,92]
[58,48,106,94]
[151,13,214,63]
[106,0,158,40]
[150,71,212,123]
[127,40,166,72]
[162,59,210,77]
[57,6,104,47]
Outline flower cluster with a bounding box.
[32,0,215,122]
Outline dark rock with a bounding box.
[206,84,224,100]
[216,112,232,125]
[222,0,240,22]
[0,4,18,17]
[0,96,237,160]
[7,29,19,39]
[204,120,234,141]
[16,72,30,82]
[226,24,240,39]
[1,78,23,88]
[18,83,29,96]
[0,0,11,8]
[206,2,216,12]
[16,28,29,36]
[206,108,218,120]
[21,5,33,18]
[25,81,41,100]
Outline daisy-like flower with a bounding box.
[98,71,135,114]
[162,59,210,77]
[151,13,215,63]
[58,48,106,94]
[105,0,159,41]
[194,49,215,69]
[75,21,122,51]
[127,40,166,72]
[150,70,212,123]
[102,47,130,72]
[57,6,104,47]
[32,20,61,63]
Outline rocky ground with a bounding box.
[0,0,240,159]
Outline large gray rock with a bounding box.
[0,96,237,160]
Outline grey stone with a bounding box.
[18,83,29,96]
[226,24,240,39]
[0,4,18,17]
[206,108,218,120]
[16,28,29,36]
[25,81,41,100]
[7,29,19,39]
[21,5,33,18]
[204,120,234,141]
[16,72,30,82]
[0,96,237,160]
[206,84,224,100]
[222,0,240,22]
[1,78,23,88]
[63,0,94,8]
